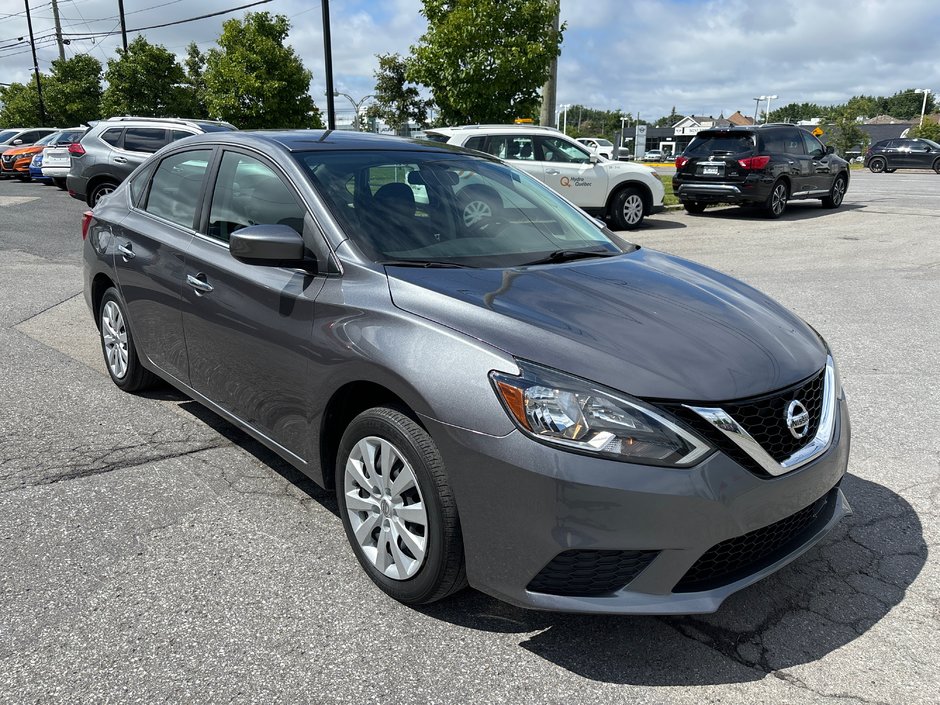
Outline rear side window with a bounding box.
[483,135,537,161]
[100,128,123,147]
[782,129,805,155]
[463,136,487,151]
[171,129,195,142]
[686,132,755,156]
[144,149,212,229]
[760,130,787,154]
[123,128,167,153]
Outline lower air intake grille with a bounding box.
[674,488,837,592]
[527,549,659,597]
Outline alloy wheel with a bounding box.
[462,199,492,227]
[831,177,845,206]
[344,436,428,580]
[621,193,644,225]
[870,158,886,173]
[771,183,788,216]
[100,300,128,379]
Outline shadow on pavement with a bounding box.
[419,474,925,685]
[686,202,866,222]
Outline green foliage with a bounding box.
[881,89,936,120]
[828,110,869,157]
[908,119,940,142]
[0,79,43,126]
[767,102,827,123]
[367,53,431,135]
[204,12,321,129]
[44,55,103,125]
[101,36,191,117]
[562,105,630,142]
[408,0,565,125]
[180,43,209,119]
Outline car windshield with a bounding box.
[35,132,60,146]
[686,132,756,156]
[918,138,940,149]
[294,150,632,268]
[595,139,613,147]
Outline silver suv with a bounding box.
[425,125,665,229]
[67,116,236,206]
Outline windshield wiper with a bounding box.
[521,249,620,266]
[381,260,474,268]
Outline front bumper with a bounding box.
[426,397,850,614]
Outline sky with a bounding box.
[3,0,940,124]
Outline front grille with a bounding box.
[527,549,659,597]
[659,367,826,476]
[674,488,837,592]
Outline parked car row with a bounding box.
[0,127,85,186]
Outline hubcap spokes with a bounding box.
[344,436,428,580]
[624,195,643,224]
[101,301,128,379]
[772,186,787,214]
[463,200,491,226]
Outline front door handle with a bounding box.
[546,168,561,175]
[186,273,214,294]
[117,242,135,260]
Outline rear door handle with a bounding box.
[113,156,128,164]
[117,242,135,260]
[186,273,214,294]
[546,169,561,175]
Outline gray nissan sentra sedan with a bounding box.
[82,130,851,614]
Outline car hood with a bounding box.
[386,248,827,402]
[4,145,42,157]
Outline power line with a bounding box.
[59,0,274,37]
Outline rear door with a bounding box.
[464,134,545,182]
[112,148,214,384]
[112,127,171,181]
[678,131,757,187]
[798,129,833,194]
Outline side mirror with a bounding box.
[589,153,599,164]
[12,139,23,146]
[825,145,834,155]
[229,224,311,268]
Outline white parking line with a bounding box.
[0,196,41,207]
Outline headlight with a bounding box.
[490,361,713,467]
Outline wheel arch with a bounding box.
[85,174,120,205]
[90,273,117,329]
[605,179,653,216]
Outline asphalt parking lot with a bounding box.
[1,171,937,704]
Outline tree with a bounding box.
[408,0,565,125]
[883,89,936,120]
[204,12,321,129]
[767,102,827,123]
[101,36,191,117]
[0,79,44,126]
[44,55,102,125]
[367,53,431,135]
[828,110,869,157]
[908,119,940,142]
[180,43,209,119]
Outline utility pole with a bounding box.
[50,0,65,61]
[23,0,47,125]
[117,0,128,50]
[322,0,336,129]
[538,1,560,127]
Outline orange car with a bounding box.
[0,131,61,179]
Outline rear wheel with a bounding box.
[98,288,158,392]
[764,180,788,218]
[683,201,707,214]
[933,159,940,175]
[610,186,646,230]
[336,407,466,605]
[458,185,501,228]
[821,174,847,209]
[88,180,118,207]
[869,157,886,173]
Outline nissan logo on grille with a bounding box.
[786,400,810,439]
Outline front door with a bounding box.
[534,135,610,208]
[180,150,325,459]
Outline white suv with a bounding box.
[576,137,614,160]
[425,125,665,229]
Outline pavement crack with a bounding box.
[13,292,82,327]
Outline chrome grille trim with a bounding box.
[684,356,836,477]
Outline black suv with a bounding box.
[673,125,849,218]
[864,138,940,174]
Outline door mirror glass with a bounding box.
[229,224,309,266]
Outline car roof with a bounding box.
[427,124,564,135]
[176,129,493,156]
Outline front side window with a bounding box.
[123,128,167,153]
[537,136,591,163]
[294,150,630,268]
[476,135,536,161]
[207,152,306,242]
[143,149,212,229]
[801,131,826,158]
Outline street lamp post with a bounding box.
[914,88,933,127]
[764,95,778,122]
[333,91,374,131]
[753,96,764,124]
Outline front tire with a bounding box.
[98,287,158,392]
[822,174,847,209]
[336,407,466,605]
[764,180,788,218]
[869,157,886,173]
[610,185,646,230]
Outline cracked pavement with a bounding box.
[0,173,937,704]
